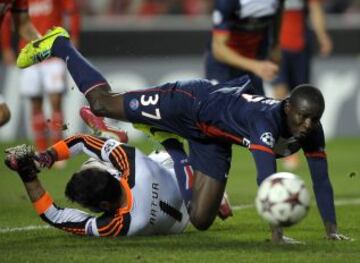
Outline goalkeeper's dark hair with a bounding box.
[65,168,122,212]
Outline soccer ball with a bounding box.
[255,172,310,227]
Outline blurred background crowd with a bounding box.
[77,0,360,16]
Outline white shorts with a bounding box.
[20,58,66,97]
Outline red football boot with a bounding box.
[218,191,233,220]
[80,106,128,143]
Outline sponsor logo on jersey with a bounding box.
[260,132,275,148]
[129,98,139,111]
[104,140,117,154]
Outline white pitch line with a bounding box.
[1,198,359,234]
[0,225,50,234]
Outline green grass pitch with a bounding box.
[0,137,359,262]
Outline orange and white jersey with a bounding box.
[33,134,189,237]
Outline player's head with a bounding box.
[285,84,325,139]
[65,161,122,213]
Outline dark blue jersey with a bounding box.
[195,76,325,158]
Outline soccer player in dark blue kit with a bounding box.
[17,27,351,243]
[205,0,284,95]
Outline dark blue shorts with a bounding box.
[272,48,310,89]
[123,80,231,182]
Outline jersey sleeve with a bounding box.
[33,192,131,237]
[302,125,336,224]
[248,114,278,184]
[212,0,237,31]
[50,134,132,178]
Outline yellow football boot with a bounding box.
[17,27,69,69]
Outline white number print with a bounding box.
[140,94,162,120]
[141,94,159,106]
[242,94,264,102]
[242,94,279,105]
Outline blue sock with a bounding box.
[162,139,193,210]
[51,37,108,94]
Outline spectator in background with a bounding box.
[1,0,80,168]
[137,0,212,16]
[271,0,332,170]
[182,0,213,16]
[204,0,285,95]
[0,0,41,127]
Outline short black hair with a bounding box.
[65,168,122,212]
[289,84,325,114]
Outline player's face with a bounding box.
[285,100,322,139]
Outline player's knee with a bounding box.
[86,86,123,119]
[189,210,214,231]
[88,99,108,117]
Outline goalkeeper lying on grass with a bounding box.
[4,132,192,237]
[4,107,232,238]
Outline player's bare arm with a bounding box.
[13,12,40,42]
[212,32,278,81]
[309,0,333,56]
[268,0,285,64]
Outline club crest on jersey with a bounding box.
[260,132,275,148]
[129,98,139,111]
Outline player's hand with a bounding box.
[4,144,39,182]
[318,34,333,57]
[268,44,282,65]
[34,149,56,169]
[327,233,353,241]
[253,60,279,81]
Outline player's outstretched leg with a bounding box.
[17,27,127,121]
[18,27,109,96]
